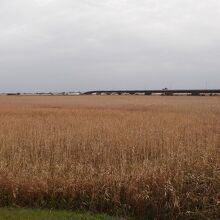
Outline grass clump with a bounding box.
[0,208,121,220]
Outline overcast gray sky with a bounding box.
[0,0,219,92]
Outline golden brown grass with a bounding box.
[0,96,219,219]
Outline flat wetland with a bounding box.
[0,96,219,219]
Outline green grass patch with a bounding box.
[0,208,126,220]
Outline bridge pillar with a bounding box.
[165,92,173,96]
[191,92,200,96]
[145,92,152,95]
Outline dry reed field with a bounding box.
[0,96,219,219]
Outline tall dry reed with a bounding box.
[0,96,219,219]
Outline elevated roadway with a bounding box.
[83,89,220,96]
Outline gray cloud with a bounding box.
[0,0,220,92]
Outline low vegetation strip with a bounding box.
[0,96,219,219]
[0,208,121,220]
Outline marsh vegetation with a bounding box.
[0,96,219,219]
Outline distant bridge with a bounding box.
[83,89,220,96]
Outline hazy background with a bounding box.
[0,0,220,92]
